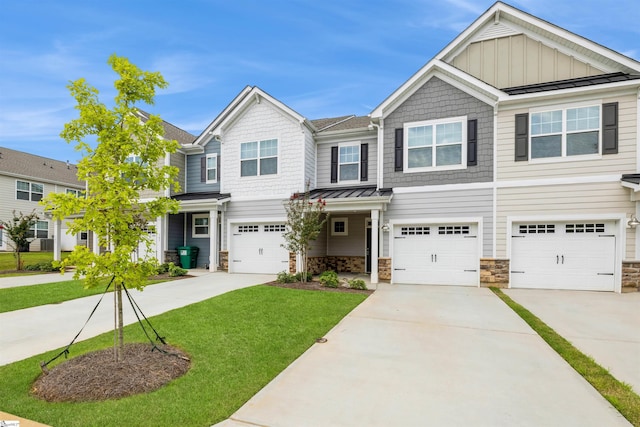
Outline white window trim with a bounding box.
[331,217,348,236]
[28,220,49,239]
[528,101,603,164]
[192,213,210,238]
[206,153,218,184]
[240,138,279,177]
[16,180,44,202]
[338,142,361,184]
[403,115,467,173]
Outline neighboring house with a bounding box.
[0,147,85,252]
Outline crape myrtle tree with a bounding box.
[281,184,328,281]
[41,54,180,362]
[0,210,39,270]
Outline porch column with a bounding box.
[209,209,218,272]
[92,230,100,255]
[53,218,62,261]
[371,209,379,284]
[156,215,165,262]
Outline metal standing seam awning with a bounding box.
[304,186,393,212]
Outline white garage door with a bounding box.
[393,224,479,286]
[230,223,289,274]
[510,221,616,291]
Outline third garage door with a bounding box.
[393,223,479,286]
[510,221,616,291]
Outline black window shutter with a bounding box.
[360,143,369,181]
[395,128,404,171]
[200,157,206,182]
[602,102,618,155]
[217,155,221,181]
[330,146,338,183]
[515,113,529,161]
[467,119,478,166]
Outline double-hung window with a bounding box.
[66,188,84,197]
[530,105,600,160]
[192,214,210,238]
[339,145,359,182]
[405,117,466,172]
[241,139,278,176]
[16,180,43,201]
[27,220,48,239]
[206,154,218,183]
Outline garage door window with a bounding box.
[518,224,555,234]
[238,225,259,233]
[565,223,605,233]
[438,225,469,235]
[264,224,285,232]
[400,226,430,235]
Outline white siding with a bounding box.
[223,199,287,250]
[221,100,306,197]
[496,182,635,258]
[497,93,637,181]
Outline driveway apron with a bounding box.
[217,284,630,427]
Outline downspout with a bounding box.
[492,101,498,259]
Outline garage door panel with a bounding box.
[393,224,478,286]
[231,223,289,274]
[511,221,615,291]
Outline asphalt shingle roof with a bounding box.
[0,146,83,187]
[136,110,196,145]
[311,115,371,133]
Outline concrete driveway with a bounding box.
[504,288,640,393]
[216,284,630,427]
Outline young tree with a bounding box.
[0,210,39,270]
[282,185,327,281]
[41,54,180,362]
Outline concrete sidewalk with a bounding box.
[504,288,640,393]
[216,285,630,427]
[0,271,79,289]
[0,271,275,365]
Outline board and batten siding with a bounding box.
[186,141,220,193]
[383,77,494,188]
[496,93,637,181]
[222,199,287,250]
[451,34,604,89]
[383,188,494,257]
[495,182,635,259]
[221,101,307,197]
[316,137,377,188]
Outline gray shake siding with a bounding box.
[383,77,494,188]
[384,188,494,257]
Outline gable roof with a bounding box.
[0,146,83,187]
[311,115,372,133]
[135,109,196,145]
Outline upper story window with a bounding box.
[16,180,43,202]
[192,214,210,238]
[241,139,278,177]
[206,154,218,183]
[339,145,360,182]
[530,105,600,159]
[404,116,466,172]
[66,188,84,197]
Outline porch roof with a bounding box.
[308,186,392,200]
[502,72,640,95]
[172,191,231,201]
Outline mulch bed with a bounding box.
[32,343,190,402]
[264,280,374,295]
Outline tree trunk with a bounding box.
[115,283,125,362]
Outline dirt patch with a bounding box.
[32,343,190,402]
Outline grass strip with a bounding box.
[491,287,640,427]
[0,285,368,427]
[0,252,71,272]
[0,278,174,314]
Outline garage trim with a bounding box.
[506,214,625,292]
[389,216,483,287]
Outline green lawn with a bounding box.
[0,277,179,313]
[0,285,368,427]
[0,251,71,272]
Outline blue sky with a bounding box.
[1,0,638,163]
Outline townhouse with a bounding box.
[39,2,640,292]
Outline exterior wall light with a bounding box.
[381,223,390,232]
[628,216,640,228]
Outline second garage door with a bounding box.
[393,223,479,286]
[510,221,616,291]
[230,223,290,274]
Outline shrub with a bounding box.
[156,263,171,274]
[24,261,56,272]
[295,271,312,282]
[319,270,339,288]
[277,271,296,283]
[348,279,367,290]
[168,262,188,277]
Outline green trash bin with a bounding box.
[177,246,199,268]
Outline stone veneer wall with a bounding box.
[621,261,640,292]
[480,258,509,288]
[219,251,228,272]
[164,250,179,266]
[307,256,365,274]
[289,253,296,274]
[378,257,391,282]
